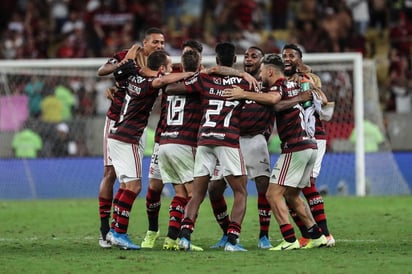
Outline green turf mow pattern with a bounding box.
[0,196,411,273]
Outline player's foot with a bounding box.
[178,237,203,251]
[258,235,273,249]
[224,242,248,252]
[269,239,300,251]
[112,232,140,250]
[163,237,179,251]
[302,235,327,249]
[298,237,310,248]
[99,228,114,248]
[210,235,228,248]
[141,230,160,248]
[99,234,112,248]
[326,234,336,247]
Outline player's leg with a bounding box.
[98,165,116,248]
[108,139,142,250]
[98,117,116,248]
[142,143,162,248]
[208,177,230,248]
[254,175,272,249]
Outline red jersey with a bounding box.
[154,91,167,144]
[159,93,202,147]
[108,73,160,144]
[240,97,275,141]
[271,78,317,153]
[105,50,127,122]
[184,72,249,148]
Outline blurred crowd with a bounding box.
[1,0,412,157]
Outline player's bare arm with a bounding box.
[165,81,187,95]
[152,72,194,88]
[274,91,313,111]
[223,85,281,105]
[203,65,259,91]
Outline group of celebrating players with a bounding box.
[96,27,336,252]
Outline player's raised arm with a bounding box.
[223,85,281,105]
[204,65,259,91]
[152,71,194,88]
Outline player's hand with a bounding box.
[241,72,259,91]
[223,85,246,100]
[124,44,141,61]
[105,86,117,100]
[299,90,312,102]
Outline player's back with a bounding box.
[184,72,249,148]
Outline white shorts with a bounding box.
[194,146,247,178]
[312,139,326,178]
[158,143,196,184]
[103,117,116,166]
[270,148,317,189]
[107,138,145,183]
[148,143,162,180]
[240,134,271,180]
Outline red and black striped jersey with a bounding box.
[240,98,275,141]
[159,92,202,147]
[108,73,159,144]
[184,72,249,148]
[105,49,128,122]
[272,78,317,153]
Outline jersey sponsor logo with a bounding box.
[131,75,145,84]
[201,132,225,139]
[222,77,243,85]
[129,85,142,95]
[185,76,198,85]
[212,77,221,85]
[161,131,179,138]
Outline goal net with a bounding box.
[0,54,409,199]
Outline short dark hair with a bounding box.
[215,42,236,66]
[181,50,200,72]
[147,50,169,70]
[182,39,203,53]
[248,46,265,57]
[262,54,284,71]
[144,27,164,38]
[282,43,303,58]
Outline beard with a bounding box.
[284,65,297,77]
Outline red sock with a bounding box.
[111,188,124,230]
[167,196,188,239]
[115,189,137,234]
[287,202,310,238]
[257,192,271,238]
[210,195,230,234]
[302,177,330,236]
[145,187,162,232]
[280,223,296,243]
[227,221,241,245]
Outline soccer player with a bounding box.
[140,39,204,249]
[108,50,194,250]
[166,42,250,252]
[281,43,335,247]
[96,27,165,248]
[159,49,203,251]
[223,54,327,250]
[208,46,275,249]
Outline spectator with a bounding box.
[349,119,385,152]
[50,122,78,157]
[12,120,43,158]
